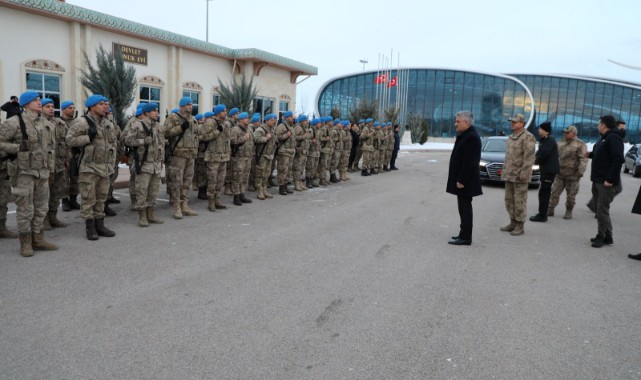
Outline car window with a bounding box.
[484,139,506,153]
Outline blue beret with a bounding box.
[283,111,293,118]
[374,122,380,127]
[253,113,261,118]
[229,108,239,117]
[203,111,214,118]
[251,115,261,123]
[342,120,350,126]
[142,103,158,113]
[238,112,249,120]
[179,97,193,107]
[264,113,277,121]
[324,116,333,123]
[296,115,308,123]
[195,114,204,121]
[359,119,364,123]
[311,118,320,126]
[135,107,143,117]
[171,108,179,114]
[333,118,341,126]
[365,118,373,123]
[85,94,106,108]
[19,91,40,107]
[41,98,53,107]
[61,100,74,110]
[213,104,226,116]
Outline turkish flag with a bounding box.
[374,73,388,84]
[387,76,397,87]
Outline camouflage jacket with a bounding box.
[66,113,118,177]
[163,111,199,159]
[49,116,70,173]
[200,117,230,162]
[274,121,296,157]
[125,116,165,174]
[331,126,343,151]
[319,125,333,153]
[294,123,312,155]
[307,126,321,157]
[557,137,588,179]
[253,124,276,160]
[501,129,536,182]
[360,125,374,151]
[230,123,254,158]
[342,129,352,151]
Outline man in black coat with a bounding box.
[590,115,625,248]
[390,124,401,170]
[530,122,559,222]
[1,96,21,121]
[446,111,482,246]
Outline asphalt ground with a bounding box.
[1,151,640,379]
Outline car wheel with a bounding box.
[634,164,641,178]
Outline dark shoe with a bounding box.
[587,200,596,213]
[451,236,459,240]
[268,176,276,188]
[448,238,472,246]
[197,186,208,200]
[104,204,117,217]
[391,166,399,170]
[85,219,99,241]
[239,193,252,204]
[107,196,121,204]
[529,214,547,222]
[279,185,288,196]
[62,197,72,212]
[233,194,242,206]
[69,195,81,210]
[628,253,641,260]
[591,236,605,248]
[361,170,370,176]
[95,218,115,237]
[604,235,613,245]
[48,210,66,228]
[330,173,339,183]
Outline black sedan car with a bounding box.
[479,136,540,186]
[624,144,641,177]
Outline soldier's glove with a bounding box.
[88,127,98,142]
[217,124,223,132]
[19,140,29,152]
[180,121,190,131]
[144,136,153,145]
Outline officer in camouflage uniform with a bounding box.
[384,123,395,171]
[223,107,240,196]
[305,118,322,188]
[274,111,296,195]
[125,102,165,227]
[339,120,352,181]
[359,119,374,176]
[67,94,118,241]
[292,114,312,191]
[104,105,121,216]
[195,112,210,200]
[328,119,342,183]
[247,113,261,191]
[163,97,199,219]
[121,104,144,209]
[201,104,230,211]
[253,113,277,200]
[229,112,254,206]
[500,113,536,236]
[316,117,333,185]
[59,100,79,212]
[0,91,59,255]
[547,125,588,219]
[40,98,67,230]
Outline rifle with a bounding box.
[70,116,96,176]
[274,128,291,156]
[133,121,152,175]
[165,113,190,164]
[17,113,29,152]
[254,125,268,161]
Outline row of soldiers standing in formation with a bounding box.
[0,91,400,257]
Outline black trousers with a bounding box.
[538,173,556,215]
[457,195,473,240]
[390,148,399,168]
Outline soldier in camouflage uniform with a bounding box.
[377,122,388,173]
[339,120,352,181]
[104,105,121,216]
[500,114,536,236]
[195,112,210,200]
[223,108,240,196]
[274,111,296,195]
[328,119,342,183]
[121,104,145,209]
[547,125,588,219]
[292,114,312,191]
[316,117,332,185]
[384,123,395,171]
[125,102,165,227]
[247,114,261,191]
[59,100,79,212]
[305,118,322,188]
[229,112,254,206]
[0,91,59,254]
[163,97,199,219]
[359,119,374,176]
[67,94,118,241]
[201,104,230,211]
[40,98,67,230]
[253,114,277,200]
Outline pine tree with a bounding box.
[348,97,378,122]
[407,113,428,144]
[217,74,258,112]
[79,44,137,129]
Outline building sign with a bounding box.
[113,43,147,66]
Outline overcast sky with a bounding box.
[70,0,641,114]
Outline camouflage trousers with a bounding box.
[292,152,307,181]
[79,172,110,220]
[107,163,118,199]
[385,150,393,167]
[134,171,161,210]
[361,149,373,170]
[330,149,341,172]
[248,156,257,189]
[0,169,15,227]
[231,156,250,195]
[306,155,319,179]
[339,149,350,173]
[13,174,49,233]
[549,177,580,210]
[128,164,136,201]
[195,156,208,189]
[48,170,66,211]
[166,156,195,204]
[224,160,232,188]
[255,156,273,188]
[317,152,331,180]
[277,154,293,185]
[206,160,227,198]
[66,157,79,197]
[504,181,529,223]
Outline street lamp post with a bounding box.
[359,59,368,72]
[206,0,213,42]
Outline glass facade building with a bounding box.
[317,69,641,142]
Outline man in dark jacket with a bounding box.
[1,96,21,121]
[530,122,559,222]
[446,111,482,246]
[390,124,401,170]
[590,115,625,248]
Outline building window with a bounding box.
[182,90,200,115]
[253,96,274,119]
[140,85,161,106]
[212,94,221,110]
[26,71,61,114]
[279,101,289,113]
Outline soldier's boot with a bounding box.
[69,195,81,210]
[19,232,34,257]
[248,181,256,192]
[361,169,370,177]
[371,168,378,175]
[268,176,276,188]
[239,193,252,204]
[214,194,227,209]
[342,171,351,181]
[48,210,66,228]
[312,178,320,187]
[32,231,59,251]
[383,164,389,172]
[181,201,199,216]
[510,222,525,236]
[62,197,72,212]
[207,198,217,211]
[172,202,183,219]
[146,207,164,224]
[138,209,149,227]
[563,207,574,220]
[43,213,53,231]
[95,218,116,237]
[233,194,242,206]
[256,187,266,200]
[107,195,121,204]
[279,185,288,196]
[104,204,117,217]
[305,178,312,189]
[0,220,18,239]
[330,173,339,183]
[319,177,329,186]
[300,179,309,191]
[85,219,99,241]
[263,186,273,199]
[294,180,303,192]
[547,207,555,217]
[500,220,516,232]
[224,183,233,196]
[198,186,208,200]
